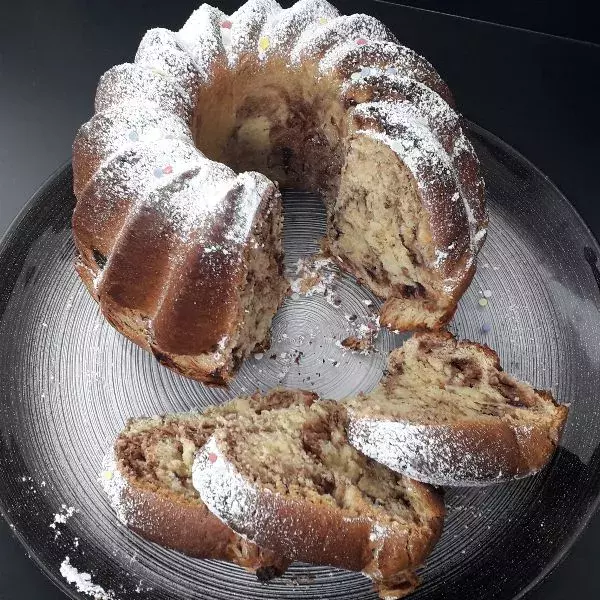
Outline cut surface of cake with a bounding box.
[345,332,568,486]
[193,397,444,598]
[101,388,316,575]
[73,0,487,383]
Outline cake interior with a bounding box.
[192,60,446,312]
[115,390,316,501]
[224,190,287,365]
[117,413,214,502]
[347,335,560,426]
[220,401,433,526]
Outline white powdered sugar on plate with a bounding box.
[60,557,115,599]
[50,505,77,539]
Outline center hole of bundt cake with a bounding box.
[192,65,345,193]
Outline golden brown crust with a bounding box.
[245,489,443,587]
[114,473,290,576]
[106,389,318,574]
[345,259,476,333]
[72,172,283,383]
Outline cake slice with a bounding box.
[193,400,444,598]
[101,389,316,577]
[345,332,569,486]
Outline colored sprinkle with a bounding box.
[128,130,139,142]
[483,289,492,298]
[258,36,270,51]
[150,66,167,77]
[360,67,372,78]
[350,71,361,81]
[478,298,488,307]
[208,453,218,464]
[318,17,328,25]
[356,38,367,45]
[153,167,164,178]
[386,66,398,76]
[482,322,492,333]
[101,471,113,481]
[221,20,232,29]
[163,165,173,175]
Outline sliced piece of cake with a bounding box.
[345,332,568,486]
[193,399,444,599]
[101,389,316,578]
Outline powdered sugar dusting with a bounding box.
[354,100,461,228]
[291,13,395,63]
[50,505,76,539]
[227,0,282,63]
[193,435,262,537]
[95,63,192,121]
[60,557,115,599]
[75,103,192,192]
[135,28,202,95]
[347,417,539,486]
[99,453,131,525]
[319,40,443,95]
[177,4,227,75]
[258,0,340,58]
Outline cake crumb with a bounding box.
[341,336,373,352]
[288,257,335,297]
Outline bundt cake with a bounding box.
[72,0,486,383]
[193,395,444,598]
[101,388,317,575]
[345,332,568,486]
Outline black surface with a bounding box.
[0,0,599,598]
[381,0,600,44]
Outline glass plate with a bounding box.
[1,123,599,600]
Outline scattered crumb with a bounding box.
[289,573,316,586]
[289,257,335,297]
[341,336,373,352]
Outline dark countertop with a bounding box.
[0,1,599,598]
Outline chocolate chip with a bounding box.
[92,249,107,269]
